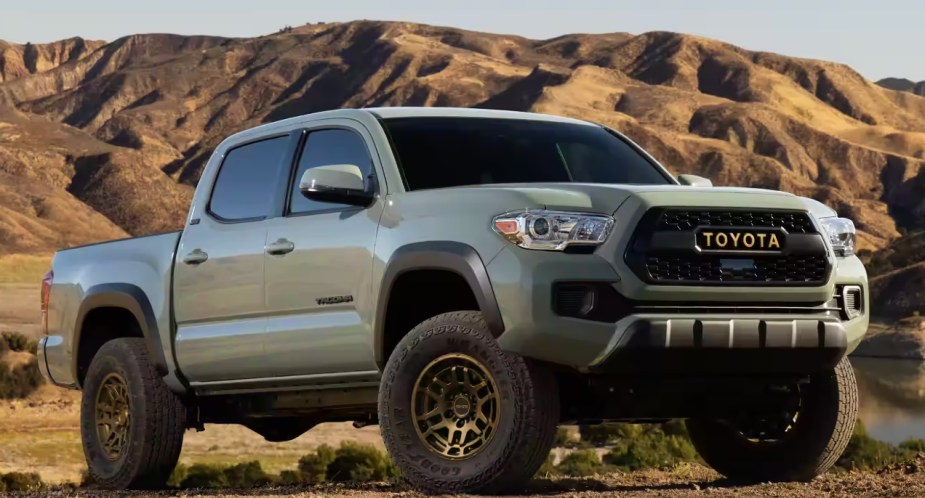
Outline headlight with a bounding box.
[819,217,856,257]
[493,210,614,251]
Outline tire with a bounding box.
[81,338,186,489]
[379,311,559,494]
[686,356,858,482]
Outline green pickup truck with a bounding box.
[36,107,868,493]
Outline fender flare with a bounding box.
[73,283,168,383]
[374,241,505,367]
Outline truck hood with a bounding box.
[416,183,801,215]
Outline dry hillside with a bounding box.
[1,21,924,318]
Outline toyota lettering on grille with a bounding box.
[695,227,786,252]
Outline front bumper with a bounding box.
[589,315,845,375]
[488,245,869,374]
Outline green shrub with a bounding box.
[1,331,33,353]
[536,453,558,477]
[578,423,641,446]
[279,469,303,484]
[554,427,573,447]
[181,463,228,488]
[326,441,398,482]
[0,357,44,399]
[223,461,271,488]
[298,443,337,483]
[0,336,7,355]
[556,449,603,477]
[603,431,698,471]
[167,464,188,488]
[900,438,925,453]
[1,472,44,492]
[836,421,908,471]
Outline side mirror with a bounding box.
[677,174,713,187]
[300,164,373,207]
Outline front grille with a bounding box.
[646,254,829,283]
[625,208,830,286]
[659,210,816,234]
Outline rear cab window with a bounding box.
[209,136,291,222]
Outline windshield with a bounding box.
[381,117,672,191]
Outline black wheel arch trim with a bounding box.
[74,283,168,384]
[374,241,505,368]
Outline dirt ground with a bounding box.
[21,460,925,497]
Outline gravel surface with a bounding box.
[18,459,925,498]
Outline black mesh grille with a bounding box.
[645,254,829,283]
[626,208,830,286]
[659,210,816,233]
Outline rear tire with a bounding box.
[379,311,559,494]
[81,338,186,489]
[686,357,857,482]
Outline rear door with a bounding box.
[173,134,296,383]
[261,121,385,379]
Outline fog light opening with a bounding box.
[841,285,863,320]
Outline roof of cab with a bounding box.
[219,107,596,149]
[365,106,594,125]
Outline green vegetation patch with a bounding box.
[836,421,923,471]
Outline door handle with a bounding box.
[182,249,209,265]
[266,238,295,256]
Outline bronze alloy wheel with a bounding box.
[95,372,132,460]
[412,353,501,460]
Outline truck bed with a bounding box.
[42,231,182,388]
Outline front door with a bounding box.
[262,123,384,378]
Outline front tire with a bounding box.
[686,357,858,482]
[379,311,559,494]
[81,338,186,489]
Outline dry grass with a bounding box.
[0,383,384,484]
[0,254,51,284]
[0,283,41,339]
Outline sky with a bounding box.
[1,0,922,81]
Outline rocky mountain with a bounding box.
[878,77,925,97]
[0,21,924,319]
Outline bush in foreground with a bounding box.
[1,331,35,354]
[555,449,604,477]
[0,357,44,399]
[326,441,399,482]
[573,422,698,473]
[180,463,229,489]
[0,472,44,492]
[298,443,337,483]
[602,424,698,471]
[223,461,272,488]
[836,421,920,471]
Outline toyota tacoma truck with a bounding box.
[37,107,868,493]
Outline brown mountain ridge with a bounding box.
[878,77,925,97]
[1,20,924,319]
